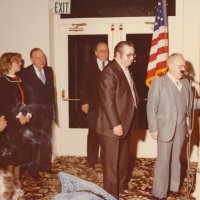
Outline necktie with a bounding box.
[102,61,106,70]
[125,69,137,108]
[38,69,46,84]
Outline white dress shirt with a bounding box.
[97,58,108,71]
[115,58,137,107]
[167,72,182,91]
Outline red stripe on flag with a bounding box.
[148,46,168,63]
[146,60,167,77]
[151,32,168,46]
[146,0,168,87]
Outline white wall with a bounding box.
[0,0,50,65]
[0,0,200,161]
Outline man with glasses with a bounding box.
[96,41,138,199]
[147,53,200,199]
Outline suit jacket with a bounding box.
[0,75,32,129]
[18,65,56,120]
[147,75,200,142]
[79,59,108,110]
[96,59,138,139]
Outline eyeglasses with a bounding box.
[172,63,187,70]
[122,53,135,59]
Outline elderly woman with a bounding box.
[0,52,32,187]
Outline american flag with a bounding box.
[146,0,168,87]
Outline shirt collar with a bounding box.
[167,72,180,83]
[5,73,15,78]
[96,58,108,67]
[33,65,44,71]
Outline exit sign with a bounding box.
[50,0,71,14]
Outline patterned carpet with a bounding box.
[21,156,197,200]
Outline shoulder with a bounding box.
[149,76,168,91]
[0,76,10,89]
[20,65,33,74]
[46,66,53,70]
[104,59,121,72]
[100,60,122,83]
[0,76,5,84]
[0,75,9,83]
[83,60,97,68]
[151,75,167,85]
[44,66,54,76]
[181,78,190,86]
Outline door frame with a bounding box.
[52,16,154,155]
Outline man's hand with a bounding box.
[18,115,30,125]
[151,132,159,140]
[113,124,123,136]
[81,104,89,114]
[0,116,7,132]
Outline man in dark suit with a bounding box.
[96,41,138,199]
[79,42,109,168]
[18,48,56,178]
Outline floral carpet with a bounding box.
[21,156,197,200]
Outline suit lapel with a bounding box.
[94,60,101,73]
[30,65,46,86]
[114,60,137,105]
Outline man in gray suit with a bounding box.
[96,41,138,199]
[147,53,200,200]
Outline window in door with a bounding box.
[68,35,108,128]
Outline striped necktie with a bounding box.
[102,61,106,69]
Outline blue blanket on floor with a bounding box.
[53,172,116,200]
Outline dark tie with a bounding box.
[102,61,106,69]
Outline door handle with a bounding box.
[62,89,80,101]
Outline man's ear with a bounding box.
[94,50,98,57]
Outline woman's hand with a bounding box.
[0,116,7,132]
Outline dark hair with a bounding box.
[114,41,135,57]
[94,42,108,51]
[30,48,43,58]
